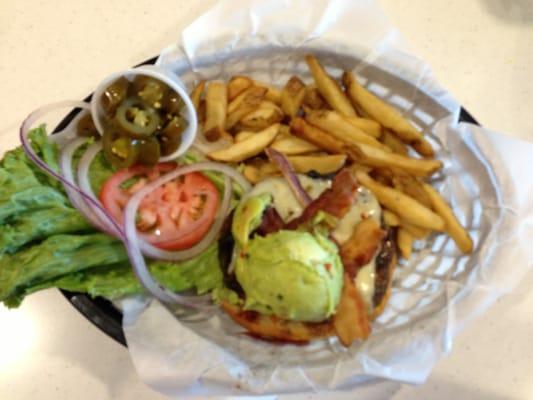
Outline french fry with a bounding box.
[347,163,372,175]
[225,87,265,130]
[383,209,400,227]
[303,85,328,110]
[287,154,347,174]
[345,116,382,138]
[342,71,434,157]
[240,106,283,131]
[397,229,413,259]
[392,172,432,209]
[305,55,357,117]
[253,80,282,104]
[381,130,408,155]
[305,109,390,151]
[260,154,347,176]
[228,76,253,101]
[278,124,291,137]
[235,130,255,142]
[208,124,280,162]
[189,80,205,113]
[355,171,445,231]
[333,274,371,346]
[400,220,430,239]
[422,183,474,253]
[204,81,228,141]
[271,134,320,155]
[259,100,281,110]
[370,167,394,186]
[197,99,206,124]
[290,118,345,154]
[243,164,261,184]
[280,76,306,117]
[354,143,443,177]
[228,86,267,114]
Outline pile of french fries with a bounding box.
[189,54,473,257]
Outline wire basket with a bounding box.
[154,46,500,374]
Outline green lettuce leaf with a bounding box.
[0,233,128,302]
[0,126,225,308]
[3,242,222,307]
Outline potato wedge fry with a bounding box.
[345,116,382,138]
[382,130,408,155]
[355,171,445,231]
[228,76,253,101]
[208,124,280,162]
[383,209,400,227]
[305,110,389,151]
[235,130,255,142]
[290,118,345,154]
[397,229,413,259]
[271,134,319,155]
[303,85,328,110]
[305,55,357,117]
[240,106,283,131]
[400,220,430,239]
[189,80,205,113]
[287,154,347,174]
[333,274,371,347]
[253,80,282,104]
[204,81,228,141]
[228,86,267,114]
[280,76,306,117]
[392,172,432,209]
[225,87,265,130]
[343,71,434,157]
[355,143,443,177]
[422,183,474,253]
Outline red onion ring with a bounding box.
[20,101,125,239]
[21,102,251,308]
[265,147,311,206]
[123,162,249,306]
[59,137,116,235]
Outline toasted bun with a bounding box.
[222,232,397,343]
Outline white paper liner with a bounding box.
[120,0,533,396]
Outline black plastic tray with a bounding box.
[56,57,479,347]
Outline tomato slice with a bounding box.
[99,162,220,250]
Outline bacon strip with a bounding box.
[285,168,359,230]
[340,218,386,280]
[255,207,285,236]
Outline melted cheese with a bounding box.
[249,176,330,221]
[250,176,382,312]
[355,259,376,313]
[331,187,381,245]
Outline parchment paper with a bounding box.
[120,0,533,397]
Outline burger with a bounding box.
[219,166,397,346]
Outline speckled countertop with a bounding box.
[0,1,532,399]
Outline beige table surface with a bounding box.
[0,1,532,399]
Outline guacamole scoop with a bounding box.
[235,230,343,323]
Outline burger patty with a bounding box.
[373,228,396,310]
[219,231,397,343]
